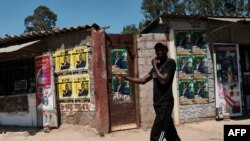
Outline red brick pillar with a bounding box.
[91,29,109,133]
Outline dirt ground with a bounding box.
[0,117,249,141]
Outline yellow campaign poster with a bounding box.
[53,50,65,72]
[54,56,64,72]
[53,49,72,72]
[71,46,88,70]
[72,74,89,98]
[57,76,73,102]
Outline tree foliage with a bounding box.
[121,24,139,35]
[24,5,57,32]
[122,0,249,34]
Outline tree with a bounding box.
[122,0,249,34]
[24,5,57,32]
[121,24,139,35]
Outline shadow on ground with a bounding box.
[0,125,59,136]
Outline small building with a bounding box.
[137,14,250,127]
[0,24,140,134]
[0,24,107,130]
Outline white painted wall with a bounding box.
[0,93,37,127]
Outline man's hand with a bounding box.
[151,57,158,67]
[116,74,126,81]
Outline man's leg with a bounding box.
[160,103,181,141]
[164,117,181,141]
[150,105,168,141]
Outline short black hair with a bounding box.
[154,42,168,52]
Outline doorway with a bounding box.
[107,34,140,131]
[239,44,250,116]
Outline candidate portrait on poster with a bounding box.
[192,32,208,49]
[62,83,72,97]
[178,80,194,99]
[72,74,90,99]
[112,75,131,102]
[57,76,73,99]
[61,56,71,70]
[194,56,205,74]
[71,46,88,70]
[53,49,72,71]
[111,49,128,70]
[76,54,86,68]
[194,80,208,98]
[175,32,192,50]
[193,55,208,79]
[78,82,89,97]
[177,55,193,79]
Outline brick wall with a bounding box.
[136,33,168,128]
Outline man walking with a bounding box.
[119,42,181,141]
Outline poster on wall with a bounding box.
[175,31,192,55]
[72,74,90,103]
[35,53,58,127]
[53,49,72,72]
[175,30,209,105]
[213,44,242,117]
[111,49,128,74]
[71,46,88,70]
[110,48,131,103]
[177,55,193,79]
[193,55,208,79]
[192,31,208,51]
[193,79,209,104]
[57,76,74,103]
[179,79,194,105]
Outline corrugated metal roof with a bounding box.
[0,23,100,45]
[0,40,40,53]
[140,13,250,34]
[207,17,250,22]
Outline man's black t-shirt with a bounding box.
[149,58,176,105]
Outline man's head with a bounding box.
[182,82,187,88]
[201,33,206,42]
[65,83,69,89]
[64,56,67,62]
[115,51,119,58]
[154,42,168,60]
[79,54,83,60]
[196,58,201,64]
[197,82,201,88]
[181,57,186,64]
[186,33,191,42]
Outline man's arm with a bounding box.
[121,74,152,84]
[151,58,174,85]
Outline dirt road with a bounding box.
[0,117,249,141]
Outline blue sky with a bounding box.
[0,0,144,37]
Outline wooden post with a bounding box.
[91,29,110,134]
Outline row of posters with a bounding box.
[175,31,209,105]
[53,46,88,72]
[57,74,90,103]
[177,54,208,79]
[110,49,131,103]
[175,31,208,52]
